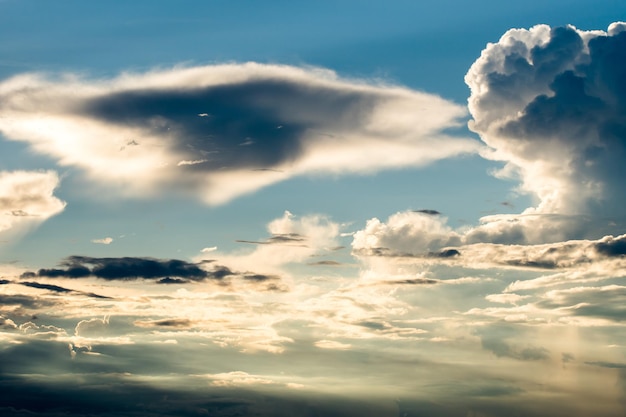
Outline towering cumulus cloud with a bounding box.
[466,22,626,239]
[0,63,476,205]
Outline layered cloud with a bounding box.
[0,63,477,205]
[466,22,626,238]
[0,170,65,238]
[353,210,626,274]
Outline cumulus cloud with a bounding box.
[0,170,65,238]
[352,210,626,282]
[352,210,461,256]
[466,22,626,239]
[74,316,110,337]
[201,211,341,275]
[0,63,478,205]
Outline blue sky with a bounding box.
[1,1,626,416]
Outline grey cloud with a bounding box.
[585,361,626,369]
[0,294,55,310]
[537,285,626,321]
[481,337,550,361]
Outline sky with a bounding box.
[1,1,626,416]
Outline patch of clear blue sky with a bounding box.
[0,0,624,267]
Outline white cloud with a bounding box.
[466,22,626,239]
[74,316,110,337]
[0,170,65,238]
[0,63,478,205]
[91,237,113,245]
[199,211,340,275]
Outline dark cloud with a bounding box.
[413,209,441,216]
[157,277,190,284]
[0,373,400,417]
[595,235,626,257]
[134,318,193,328]
[21,281,73,293]
[25,256,289,290]
[81,80,380,171]
[429,248,460,258]
[1,279,111,299]
[33,256,217,281]
[36,265,91,278]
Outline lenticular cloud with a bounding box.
[0,63,477,205]
[466,22,626,231]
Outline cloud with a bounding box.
[74,316,110,337]
[413,209,441,216]
[27,256,238,284]
[352,211,461,256]
[34,256,216,281]
[10,279,111,299]
[201,211,341,275]
[134,318,193,328]
[537,285,626,322]
[0,63,478,205]
[353,209,626,271]
[466,22,626,239]
[0,315,17,330]
[481,337,550,361]
[0,170,65,238]
[91,237,113,245]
